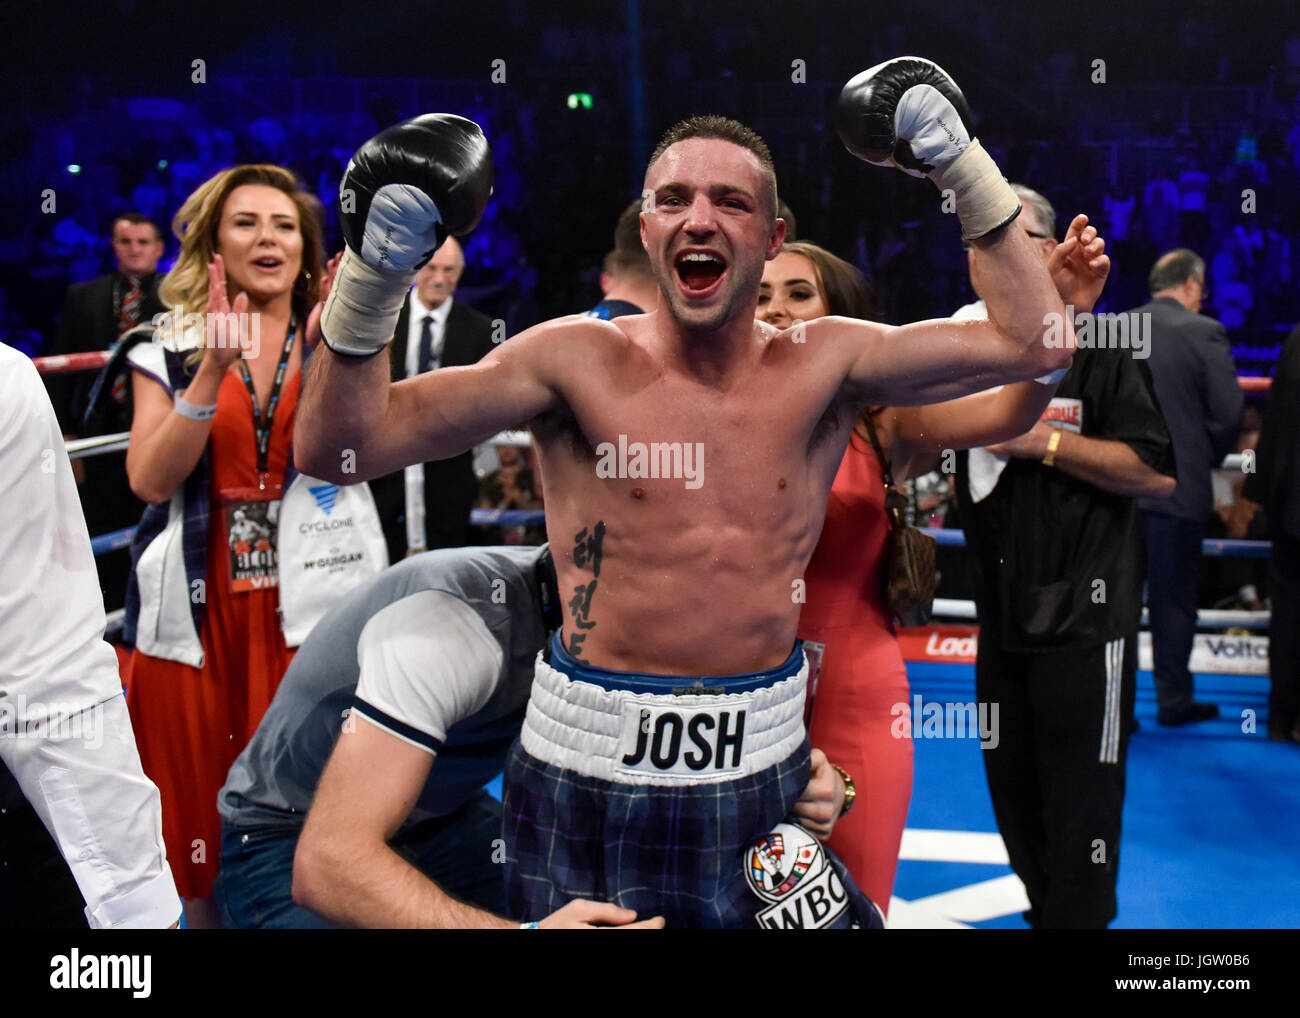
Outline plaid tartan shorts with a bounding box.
[502,634,882,929]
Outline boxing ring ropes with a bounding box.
[34,349,1275,637]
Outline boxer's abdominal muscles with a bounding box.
[537,354,850,676]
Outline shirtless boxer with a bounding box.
[296,58,1074,927]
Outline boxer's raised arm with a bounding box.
[833,289,1069,408]
[882,216,1111,464]
[295,112,505,482]
[834,58,1074,406]
[961,218,1072,377]
[296,317,563,482]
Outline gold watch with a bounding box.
[829,762,856,817]
[1042,427,1063,467]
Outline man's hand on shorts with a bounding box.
[792,748,846,841]
[538,900,666,929]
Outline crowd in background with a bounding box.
[6,7,1299,619]
[6,3,1300,349]
[8,94,1300,359]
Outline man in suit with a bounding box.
[47,212,167,614]
[49,212,167,427]
[1244,323,1300,744]
[369,237,497,562]
[1136,249,1244,726]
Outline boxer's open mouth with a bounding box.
[674,250,727,296]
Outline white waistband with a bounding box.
[520,651,809,786]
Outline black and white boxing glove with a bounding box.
[321,114,493,356]
[836,57,1019,241]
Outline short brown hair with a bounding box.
[604,200,652,280]
[647,115,778,221]
[111,211,163,243]
[603,246,653,279]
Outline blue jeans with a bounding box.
[215,791,507,929]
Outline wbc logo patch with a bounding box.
[746,830,818,900]
[744,823,850,929]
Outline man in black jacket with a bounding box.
[1244,323,1300,744]
[1135,250,1244,726]
[48,212,167,428]
[368,237,497,562]
[952,185,1177,928]
[47,212,167,614]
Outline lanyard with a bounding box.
[236,314,296,489]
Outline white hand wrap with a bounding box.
[319,247,415,357]
[932,139,1022,241]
